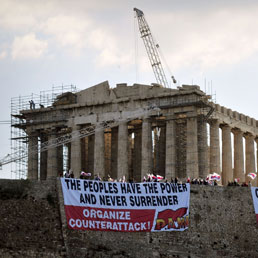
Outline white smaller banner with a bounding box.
[251,187,258,223]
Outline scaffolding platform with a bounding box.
[10,85,78,179]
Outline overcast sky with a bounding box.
[1,0,258,178]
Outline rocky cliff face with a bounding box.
[0,179,65,257]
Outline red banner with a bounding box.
[65,206,155,232]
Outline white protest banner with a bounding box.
[251,187,258,223]
[61,178,190,232]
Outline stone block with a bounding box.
[215,104,221,112]
[246,116,251,125]
[240,114,246,122]
[233,111,240,120]
[251,118,256,127]
[227,109,233,116]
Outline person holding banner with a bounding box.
[94,174,101,181]
[64,170,70,178]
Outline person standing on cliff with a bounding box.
[64,170,70,178]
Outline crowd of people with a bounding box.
[60,170,254,187]
[227,181,251,187]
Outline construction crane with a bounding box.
[0,106,160,168]
[134,7,176,88]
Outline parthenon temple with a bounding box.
[15,82,258,185]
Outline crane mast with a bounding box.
[134,8,174,88]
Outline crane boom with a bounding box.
[134,8,174,88]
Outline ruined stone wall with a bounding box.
[1,179,258,258]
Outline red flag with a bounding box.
[155,208,188,230]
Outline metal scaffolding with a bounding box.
[10,85,77,179]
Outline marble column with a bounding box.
[111,127,118,179]
[47,131,58,178]
[94,125,105,179]
[186,117,199,179]
[221,125,233,185]
[198,119,208,178]
[81,137,86,172]
[165,119,176,180]
[128,133,134,180]
[83,137,89,172]
[209,120,220,174]
[141,118,153,180]
[67,142,71,171]
[87,135,95,175]
[133,128,142,182]
[117,121,129,180]
[27,132,38,179]
[57,145,63,176]
[40,133,47,180]
[233,129,244,182]
[153,128,158,172]
[104,131,112,176]
[70,125,82,178]
[155,126,165,177]
[245,133,256,185]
